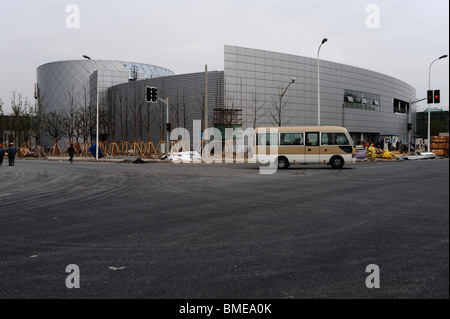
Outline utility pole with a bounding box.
[204,65,208,132]
[160,98,169,158]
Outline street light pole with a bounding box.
[317,38,328,126]
[279,77,296,126]
[427,54,448,153]
[83,55,100,160]
[408,98,426,157]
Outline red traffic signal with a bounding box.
[427,90,433,104]
[434,90,440,104]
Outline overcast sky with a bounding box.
[0,0,448,113]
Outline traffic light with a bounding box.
[434,90,440,104]
[145,87,158,103]
[151,87,158,103]
[407,123,412,131]
[166,123,171,132]
[427,90,433,104]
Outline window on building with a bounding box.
[393,98,409,114]
[344,89,380,111]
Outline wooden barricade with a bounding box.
[170,140,187,153]
[50,139,63,156]
[130,140,145,156]
[108,142,121,156]
[99,141,108,156]
[81,142,92,157]
[35,145,47,158]
[121,141,132,155]
[144,141,158,157]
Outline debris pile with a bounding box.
[162,151,204,162]
[366,146,397,159]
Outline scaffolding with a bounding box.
[213,107,242,137]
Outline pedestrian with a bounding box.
[0,144,5,166]
[67,144,75,163]
[6,142,17,166]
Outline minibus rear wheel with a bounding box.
[330,156,344,169]
[278,156,290,169]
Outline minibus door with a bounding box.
[305,132,321,163]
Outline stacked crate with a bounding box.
[431,136,449,157]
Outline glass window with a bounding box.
[280,133,303,145]
[256,133,279,146]
[344,89,380,111]
[305,132,319,146]
[321,133,350,146]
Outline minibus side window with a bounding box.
[256,133,279,146]
[280,133,303,145]
[321,132,350,145]
[305,132,319,146]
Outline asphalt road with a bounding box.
[0,158,448,299]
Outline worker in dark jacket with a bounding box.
[0,144,5,166]
[67,144,75,163]
[6,143,17,166]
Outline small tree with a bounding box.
[247,91,266,129]
[0,98,4,144]
[44,110,68,154]
[31,92,47,147]
[269,85,289,127]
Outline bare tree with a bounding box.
[10,92,33,146]
[73,108,84,146]
[179,90,189,129]
[31,91,47,147]
[128,84,144,141]
[0,98,4,144]
[221,93,242,128]
[156,81,168,141]
[247,91,266,129]
[65,87,77,144]
[269,85,289,126]
[143,97,155,140]
[44,110,68,145]
[79,85,95,143]
[108,88,118,142]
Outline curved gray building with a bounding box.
[36,60,174,112]
[224,46,416,145]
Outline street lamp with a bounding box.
[317,38,328,126]
[427,54,448,153]
[83,55,100,160]
[279,77,296,126]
